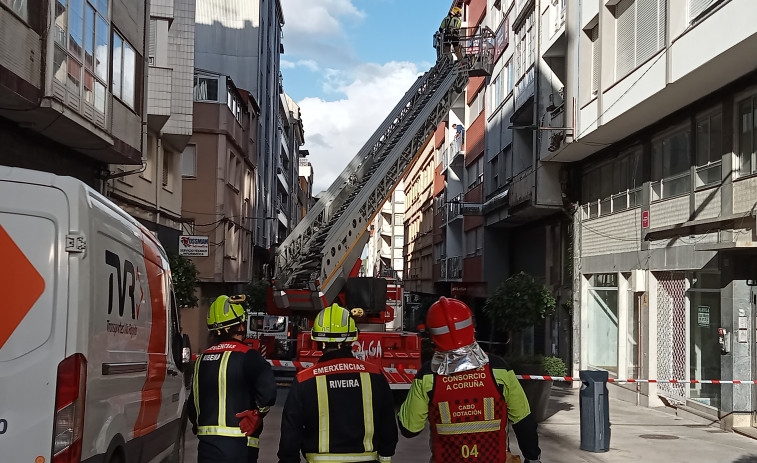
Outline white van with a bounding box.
[0,167,189,463]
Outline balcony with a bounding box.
[442,140,465,174]
[276,167,290,194]
[147,67,172,131]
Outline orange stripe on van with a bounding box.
[133,236,168,437]
[0,225,45,349]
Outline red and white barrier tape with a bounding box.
[516,375,757,384]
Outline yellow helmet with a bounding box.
[451,7,462,15]
[207,295,246,331]
[312,303,358,343]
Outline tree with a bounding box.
[482,271,556,333]
[243,279,270,313]
[168,253,199,308]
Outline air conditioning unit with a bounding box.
[630,269,646,292]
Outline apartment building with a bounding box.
[194,0,285,278]
[276,92,305,242]
[297,156,314,221]
[180,70,258,351]
[548,0,757,429]
[0,1,148,187]
[106,0,196,252]
[419,0,570,356]
[403,135,439,329]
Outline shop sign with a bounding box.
[179,235,209,257]
[451,285,468,296]
[697,306,710,327]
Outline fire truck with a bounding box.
[268,36,494,388]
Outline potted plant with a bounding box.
[482,271,557,421]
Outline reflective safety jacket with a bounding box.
[428,365,507,462]
[439,14,462,31]
[188,340,277,462]
[278,347,399,463]
[398,355,541,462]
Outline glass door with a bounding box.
[688,273,721,409]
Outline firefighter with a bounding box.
[439,6,463,59]
[397,297,542,463]
[278,303,398,463]
[189,295,277,463]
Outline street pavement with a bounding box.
[184,384,757,462]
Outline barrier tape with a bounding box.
[517,375,757,384]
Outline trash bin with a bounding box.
[579,370,610,452]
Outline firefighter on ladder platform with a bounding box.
[278,303,398,463]
[189,295,277,463]
[398,297,543,463]
[435,6,463,61]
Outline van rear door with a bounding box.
[0,180,69,460]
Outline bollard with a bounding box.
[579,370,610,452]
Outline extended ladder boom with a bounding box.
[274,35,494,313]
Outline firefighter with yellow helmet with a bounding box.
[437,6,463,60]
[278,303,398,463]
[189,295,277,463]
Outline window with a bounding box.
[589,23,600,95]
[582,148,642,215]
[470,90,485,119]
[614,0,666,80]
[112,30,136,108]
[53,0,108,113]
[687,271,721,408]
[194,75,219,102]
[652,125,691,199]
[394,235,403,247]
[181,145,197,177]
[162,151,170,188]
[394,213,403,223]
[737,96,757,177]
[228,151,237,188]
[491,154,499,189]
[489,72,502,113]
[467,157,484,190]
[688,0,722,22]
[587,273,618,374]
[695,110,722,187]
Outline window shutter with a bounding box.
[615,0,635,78]
[636,0,660,65]
[591,24,600,95]
[688,0,715,21]
[149,19,156,65]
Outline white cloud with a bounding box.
[283,0,365,36]
[298,61,423,193]
[281,59,320,71]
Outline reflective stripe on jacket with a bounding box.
[278,347,398,463]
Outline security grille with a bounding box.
[656,272,687,403]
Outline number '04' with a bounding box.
[461,444,478,458]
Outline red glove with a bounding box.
[235,409,261,436]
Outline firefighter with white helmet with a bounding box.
[189,294,277,463]
[398,297,542,463]
[278,303,398,463]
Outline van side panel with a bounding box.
[85,199,153,459]
[133,237,168,437]
[0,183,68,461]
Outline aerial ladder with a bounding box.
[269,30,494,386]
[273,31,494,315]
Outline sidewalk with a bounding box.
[509,385,757,463]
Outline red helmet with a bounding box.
[426,297,475,351]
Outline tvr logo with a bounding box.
[105,250,137,319]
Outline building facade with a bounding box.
[548,0,757,429]
[180,71,258,351]
[276,92,305,243]
[1,0,148,187]
[106,0,196,253]
[194,0,285,278]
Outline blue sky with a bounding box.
[279,0,452,193]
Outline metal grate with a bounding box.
[656,272,687,403]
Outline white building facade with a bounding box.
[547,0,757,430]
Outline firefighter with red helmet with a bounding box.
[398,297,542,463]
[278,303,398,463]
